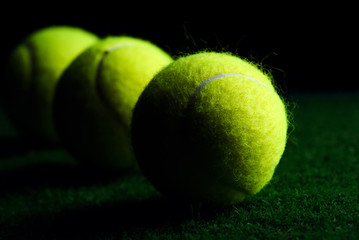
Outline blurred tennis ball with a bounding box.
[53,36,173,171]
[3,26,98,145]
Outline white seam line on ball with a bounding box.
[188,73,270,107]
[95,44,134,124]
[95,44,134,84]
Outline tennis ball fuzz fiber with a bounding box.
[54,36,173,171]
[3,26,99,144]
[131,52,288,205]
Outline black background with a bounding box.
[0,10,356,95]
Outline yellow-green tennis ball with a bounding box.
[53,36,173,171]
[3,26,98,144]
[131,52,288,205]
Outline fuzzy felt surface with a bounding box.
[131,52,288,205]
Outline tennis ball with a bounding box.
[53,36,173,171]
[131,52,288,205]
[2,26,98,145]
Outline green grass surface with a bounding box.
[0,94,359,239]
